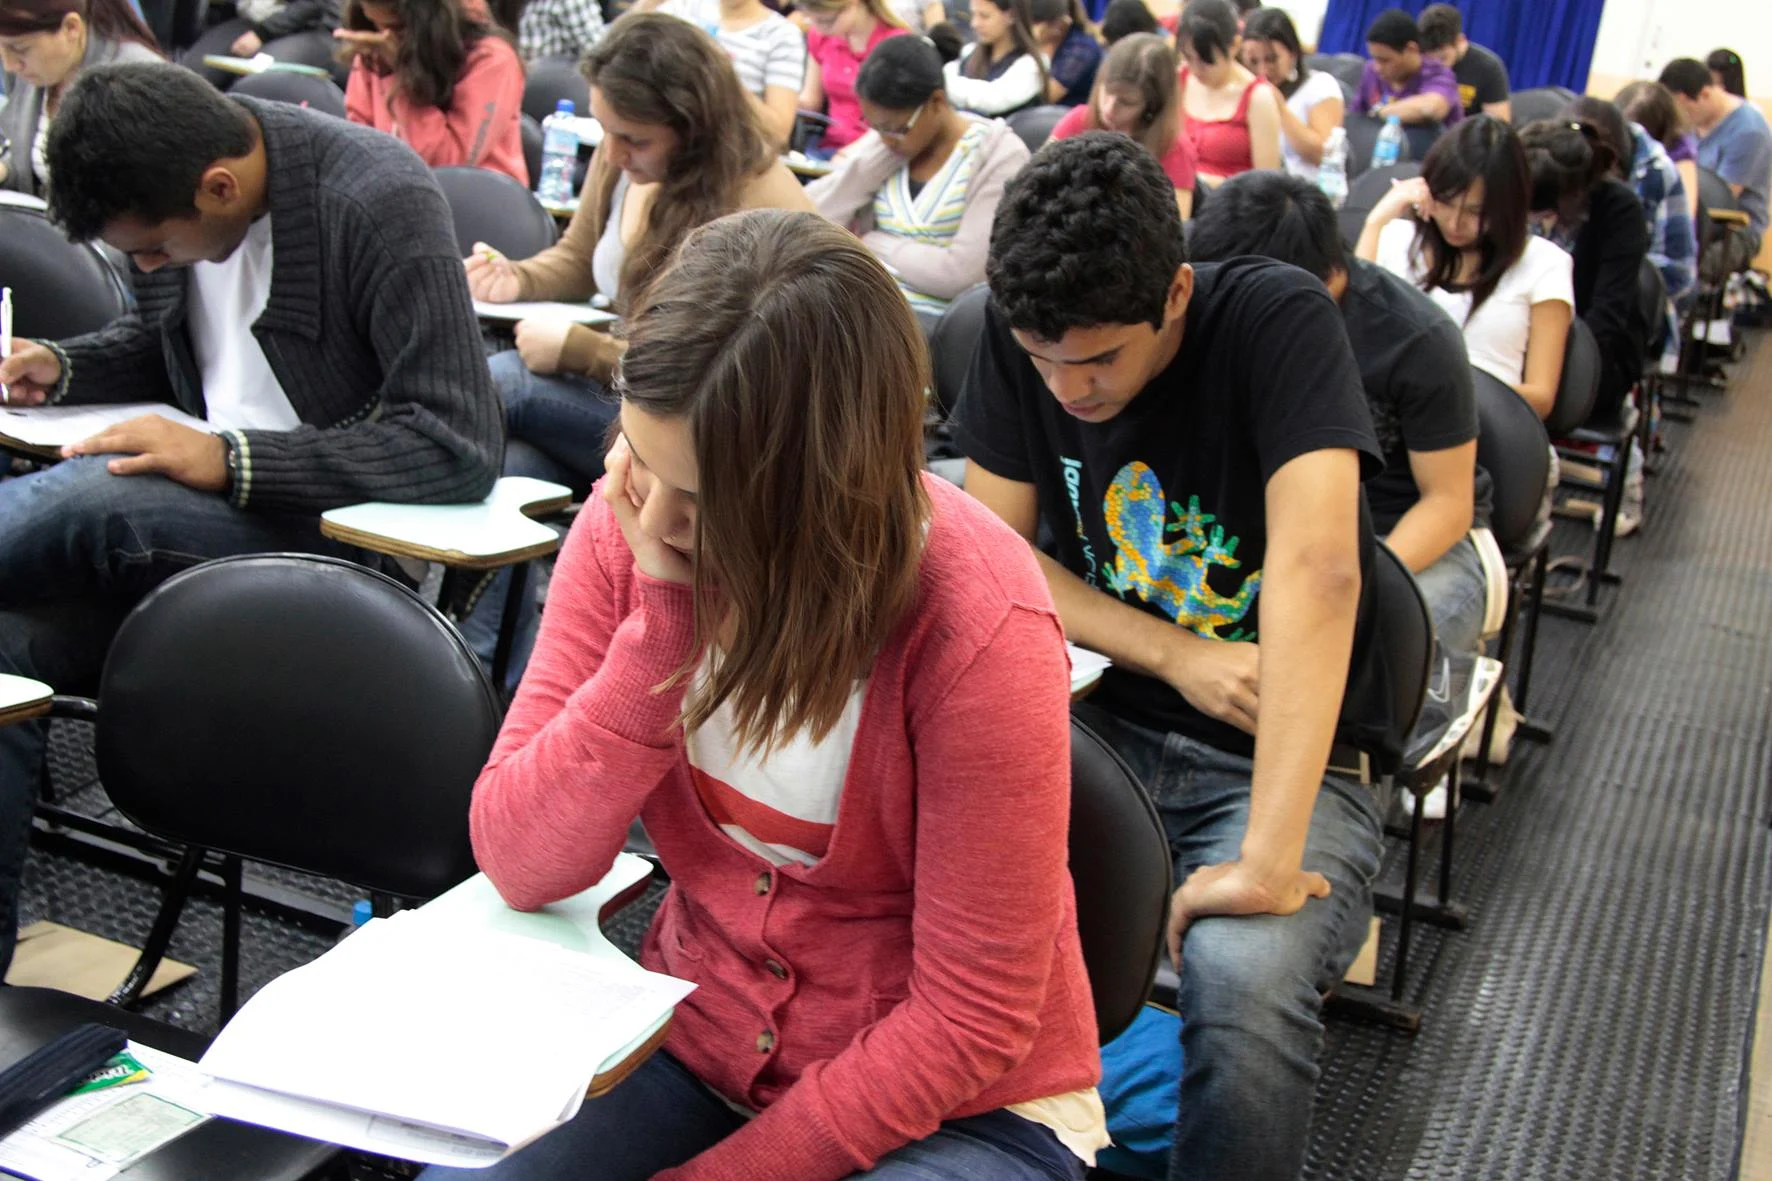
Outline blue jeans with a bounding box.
[458,351,619,693]
[0,458,377,974]
[1071,704,1383,1181]
[1411,535,1486,657]
[419,1051,1084,1180]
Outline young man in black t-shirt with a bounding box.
[954,133,1384,1181]
[1419,3,1511,122]
[1191,169,1492,659]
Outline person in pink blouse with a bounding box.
[1050,32,1197,218]
[422,208,1105,1181]
[798,0,908,156]
[338,0,527,185]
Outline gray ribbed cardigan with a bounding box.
[45,96,502,513]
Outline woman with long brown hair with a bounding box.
[1048,32,1195,216]
[426,208,1104,1181]
[459,12,810,689]
[0,0,159,195]
[945,0,1049,115]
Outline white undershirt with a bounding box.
[187,216,299,431]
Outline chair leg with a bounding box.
[1464,567,1521,805]
[1515,544,1549,719]
[220,853,244,1024]
[1392,781,1423,1003]
[1584,436,1633,610]
[109,845,204,1009]
[490,560,530,700]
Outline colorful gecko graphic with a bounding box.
[1103,461,1260,641]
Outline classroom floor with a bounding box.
[20,334,1772,1180]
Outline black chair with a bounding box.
[1343,110,1380,179]
[231,70,348,118]
[1305,52,1366,93]
[523,56,591,126]
[928,282,990,420]
[520,114,546,193]
[1635,258,1669,463]
[1068,716,1171,1044]
[1541,315,1601,439]
[1338,161,1420,248]
[1464,370,1555,804]
[1007,105,1069,153]
[1543,318,1632,622]
[432,166,560,260]
[791,109,834,155]
[0,203,130,342]
[1509,86,1578,125]
[255,28,348,89]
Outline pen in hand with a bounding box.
[1,287,12,406]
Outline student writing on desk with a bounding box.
[458,13,810,692]
[430,210,1104,1181]
[0,61,501,979]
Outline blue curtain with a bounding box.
[1317,0,1607,94]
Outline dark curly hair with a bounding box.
[46,62,257,244]
[986,131,1187,340]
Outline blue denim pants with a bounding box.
[419,1051,1084,1180]
[0,457,377,974]
[1411,534,1487,658]
[458,350,618,694]
[1072,703,1384,1181]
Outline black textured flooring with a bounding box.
[22,338,1772,1179]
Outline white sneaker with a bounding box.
[1401,777,1449,821]
[1460,684,1519,765]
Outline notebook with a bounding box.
[473,300,618,326]
[0,404,213,459]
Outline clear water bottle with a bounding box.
[537,99,581,205]
[1317,127,1349,209]
[1371,115,1405,171]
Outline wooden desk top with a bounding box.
[0,674,52,727]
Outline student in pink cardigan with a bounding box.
[423,209,1104,1181]
[338,0,527,184]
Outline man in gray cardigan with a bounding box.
[0,62,502,972]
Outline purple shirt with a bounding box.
[1668,133,1698,164]
[1355,56,1464,125]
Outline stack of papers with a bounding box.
[1067,642,1112,695]
[473,299,617,326]
[197,911,693,1166]
[0,403,212,457]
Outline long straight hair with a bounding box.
[796,0,908,32]
[1240,5,1307,98]
[0,0,158,51]
[964,0,1048,88]
[341,0,509,111]
[617,210,931,752]
[1411,115,1531,322]
[1090,33,1180,167]
[1615,80,1684,150]
[582,14,775,309]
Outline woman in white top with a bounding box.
[1357,116,1574,419]
[943,0,1049,116]
[639,0,806,146]
[1240,6,1342,181]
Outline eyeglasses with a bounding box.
[868,102,926,141]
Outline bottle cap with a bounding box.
[555,99,575,115]
[351,898,374,928]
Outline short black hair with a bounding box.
[1099,0,1157,45]
[47,62,257,243]
[1416,3,1461,53]
[924,21,964,63]
[1175,0,1237,65]
[1187,170,1347,283]
[1365,8,1420,52]
[986,132,1186,340]
[1707,48,1747,98]
[855,34,946,109]
[1658,57,1711,99]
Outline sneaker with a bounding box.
[1460,683,1518,766]
[1400,777,1449,821]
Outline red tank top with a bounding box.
[1179,68,1263,178]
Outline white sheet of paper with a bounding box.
[0,403,213,450]
[473,300,617,326]
[1067,642,1112,694]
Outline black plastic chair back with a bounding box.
[95,555,500,900]
[1543,317,1601,438]
[1510,87,1577,125]
[1305,52,1365,93]
[433,166,560,259]
[1698,166,1741,218]
[1068,716,1170,1044]
[1335,541,1432,786]
[1637,257,1668,353]
[929,283,991,418]
[1343,111,1379,178]
[0,204,129,340]
[231,70,348,118]
[1473,369,1553,554]
[1339,161,1420,246]
[1008,105,1069,153]
[523,57,591,126]
[520,114,545,193]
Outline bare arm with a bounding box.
[1356,175,1428,263]
[1515,299,1572,420]
[1276,90,1342,166]
[1386,441,1477,572]
[800,57,826,113]
[1176,187,1193,221]
[1378,91,1450,125]
[756,84,801,150]
[1246,83,1283,172]
[1486,98,1511,124]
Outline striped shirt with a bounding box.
[518,0,605,62]
[871,121,990,315]
[657,0,807,98]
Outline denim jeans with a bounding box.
[458,350,618,694]
[419,1051,1084,1181]
[0,458,376,974]
[1071,703,1384,1181]
[1411,534,1487,658]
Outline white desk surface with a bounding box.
[320,476,572,569]
[0,674,51,726]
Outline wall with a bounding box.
[1588,0,1772,100]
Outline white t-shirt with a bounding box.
[1281,70,1344,181]
[188,216,300,432]
[657,0,806,99]
[1376,218,1574,388]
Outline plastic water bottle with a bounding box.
[1317,127,1349,209]
[1371,115,1405,171]
[537,99,581,204]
